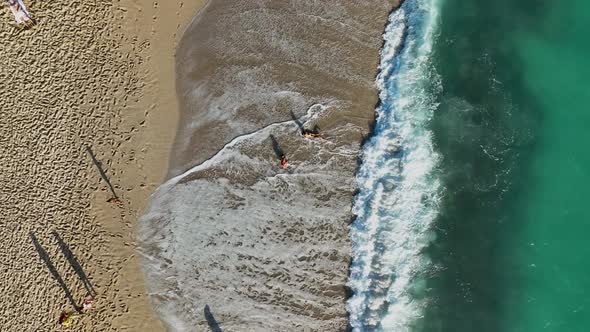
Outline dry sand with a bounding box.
[140,1,400,331]
[0,0,205,331]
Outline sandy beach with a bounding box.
[2,0,403,330]
[0,0,205,330]
[6,0,578,331]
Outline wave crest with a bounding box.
[347,0,442,330]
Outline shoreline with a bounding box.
[87,0,209,330]
[0,0,206,330]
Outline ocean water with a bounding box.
[349,0,590,331]
[347,0,442,330]
[506,1,590,330]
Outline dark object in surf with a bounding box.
[270,134,288,168]
[204,305,223,332]
[302,124,324,139]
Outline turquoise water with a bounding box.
[423,0,590,331]
[347,0,590,330]
[511,1,590,330]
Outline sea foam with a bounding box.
[138,103,342,331]
[347,0,441,330]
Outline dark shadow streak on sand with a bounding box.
[85,145,118,200]
[30,233,81,312]
[204,305,223,332]
[52,231,97,296]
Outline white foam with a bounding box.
[347,0,441,331]
[138,102,336,330]
[154,102,329,193]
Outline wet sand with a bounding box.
[0,0,205,330]
[141,1,399,331]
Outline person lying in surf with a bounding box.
[301,124,324,139]
[6,0,34,27]
[303,131,323,139]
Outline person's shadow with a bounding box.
[269,135,284,159]
[52,231,97,296]
[30,233,81,312]
[204,305,222,332]
[290,110,305,134]
[85,145,119,201]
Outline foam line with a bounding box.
[157,103,328,193]
[347,0,442,330]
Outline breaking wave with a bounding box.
[347,0,442,331]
